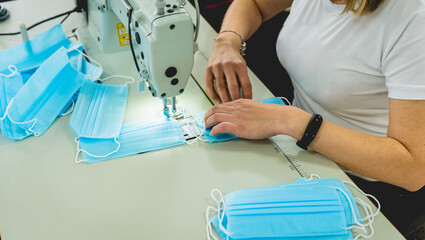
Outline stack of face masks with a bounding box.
[0,25,102,141]
[206,176,380,240]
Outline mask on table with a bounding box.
[76,118,186,163]
[0,66,28,140]
[194,97,288,143]
[0,24,78,83]
[206,176,380,240]
[70,75,136,161]
[0,47,101,140]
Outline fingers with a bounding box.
[237,67,252,99]
[210,122,239,136]
[205,67,220,102]
[204,104,235,127]
[212,67,231,103]
[223,65,240,101]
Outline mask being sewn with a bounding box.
[195,97,288,143]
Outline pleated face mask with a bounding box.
[0,47,101,140]
[206,176,380,240]
[76,118,186,163]
[0,24,78,83]
[0,66,28,140]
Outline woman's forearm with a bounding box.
[281,106,425,192]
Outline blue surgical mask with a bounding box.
[0,47,97,140]
[69,75,132,160]
[0,24,78,82]
[194,97,288,143]
[69,79,129,139]
[206,176,380,240]
[76,118,186,163]
[0,66,28,140]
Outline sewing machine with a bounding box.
[83,0,196,117]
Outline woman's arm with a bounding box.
[203,98,425,192]
[205,0,292,103]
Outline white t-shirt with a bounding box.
[276,0,425,137]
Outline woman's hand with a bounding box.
[203,99,311,139]
[205,34,252,103]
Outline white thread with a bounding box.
[74,137,121,163]
[61,100,75,116]
[99,75,135,85]
[0,98,39,137]
[0,65,18,77]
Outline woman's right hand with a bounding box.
[205,33,252,103]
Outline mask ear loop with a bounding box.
[206,206,219,240]
[98,75,135,85]
[0,65,19,77]
[307,174,321,180]
[344,181,381,220]
[74,137,121,163]
[61,100,75,116]
[0,98,39,137]
[209,189,230,239]
[332,186,376,238]
[67,47,104,80]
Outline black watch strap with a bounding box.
[296,114,323,150]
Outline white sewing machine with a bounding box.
[83,0,196,117]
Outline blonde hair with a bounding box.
[340,0,385,16]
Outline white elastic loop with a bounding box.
[67,48,103,80]
[61,101,75,116]
[352,198,375,240]
[0,98,39,137]
[0,65,18,77]
[75,137,121,163]
[206,206,219,240]
[332,186,370,233]
[99,75,135,85]
[307,174,321,180]
[344,181,381,219]
[186,119,207,145]
[74,138,85,164]
[209,189,230,238]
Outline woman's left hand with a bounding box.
[203,99,311,139]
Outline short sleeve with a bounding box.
[382,10,425,100]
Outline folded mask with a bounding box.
[76,118,186,163]
[195,97,288,143]
[0,24,78,83]
[206,176,380,240]
[0,66,28,140]
[0,47,97,140]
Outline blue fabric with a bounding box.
[2,47,86,140]
[0,24,77,77]
[79,118,186,163]
[209,178,361,240]
[0,71,28,140]
[196,97,288,143]
[69,80,128,139]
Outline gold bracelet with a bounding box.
[215,30,247,56]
